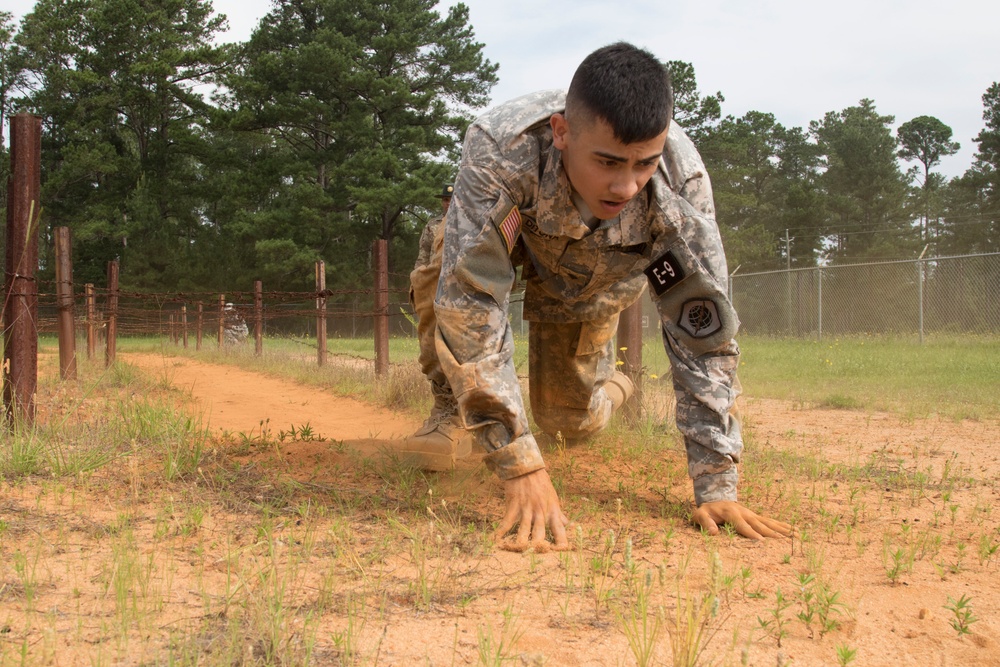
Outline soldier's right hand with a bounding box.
[495,469,571,552]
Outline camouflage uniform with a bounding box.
[427,90,741,505]
[223,305,249,345]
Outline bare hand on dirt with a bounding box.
[495,469,571,552]
[692,500,791,540]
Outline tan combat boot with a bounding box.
[398,416,474,471]
[398,391,474,471]
[604,371,636,412]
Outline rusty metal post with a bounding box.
[254,280,263,356]
[181,305,188,348]
[196,302,203,350]
[616,297,644,422]
[54,226,77,380]
[373,239,389,376]
[85,283,95,360]
[217,294,225,348]
[316,261,327,367]
[3,113,42,424]
[105,260,119,367]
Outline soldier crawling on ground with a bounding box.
[400,42,791,551]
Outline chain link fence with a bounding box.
[726,252,1000,339]
[506,253,1000,348]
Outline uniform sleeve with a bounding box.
[664,122,717,220]
[647,192,742,505]
[433,126,545,480]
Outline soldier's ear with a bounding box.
[550,113,570,150]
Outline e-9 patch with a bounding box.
[644,250,686,296]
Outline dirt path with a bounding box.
[126,352,421,442]
[126,351,1000,484]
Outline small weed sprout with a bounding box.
[978,531,1000,566]
[795,573,817,638]
[330,595,366,664]
[618,569,662,667]
[836,644,858,666]
[757,588,792,647]
[943,594,978,636]
[665,552,722,667]
[738,566,763,600]
[12,549,41,610]
[883,545,910,585]
[950,542,968,574]
[477,606,524,667]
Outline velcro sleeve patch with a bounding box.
[644,250,686,296]
[679,299,723,338]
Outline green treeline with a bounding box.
[1,0,998,301]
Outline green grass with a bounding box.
[60,330,1000,421]
[641,334,1000,420]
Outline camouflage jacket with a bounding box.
[415,214,444,270]
[434,90,742,504]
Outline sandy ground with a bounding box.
[129,353,1000,666]
[127,352,422,453]
[1,350,997,666]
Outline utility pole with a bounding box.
[783,229,794,335]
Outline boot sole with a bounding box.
[398,450,457,472]
[397,437,473,473]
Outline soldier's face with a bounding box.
[551,112,667,220]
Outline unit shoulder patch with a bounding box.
[679,299,722,338]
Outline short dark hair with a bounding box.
[566,42,673,144]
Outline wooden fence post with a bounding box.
[316,261,327,367]
[196,302,203,350]
[616,297,644,422]
[54,226,77,380]
[85,283,95,360]
[105,260,119,367]
[3,113,42,424]
[373,239,389,376]
[181,304,188,348]
[217,294,225,348]
[254,281,263,356]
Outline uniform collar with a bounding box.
[536,145,592,240]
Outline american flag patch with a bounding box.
[497,206,521,253]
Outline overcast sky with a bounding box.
[7,0,998,178]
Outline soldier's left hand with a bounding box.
[692,500,791,540]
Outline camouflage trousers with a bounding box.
[410,220,620,441]
[527,315,619,441]
[410,216,451,406]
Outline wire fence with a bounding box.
[601,252,1000,345]
[31,284,419,342]
[26,252,1000,349]
[727,252,1000,339]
